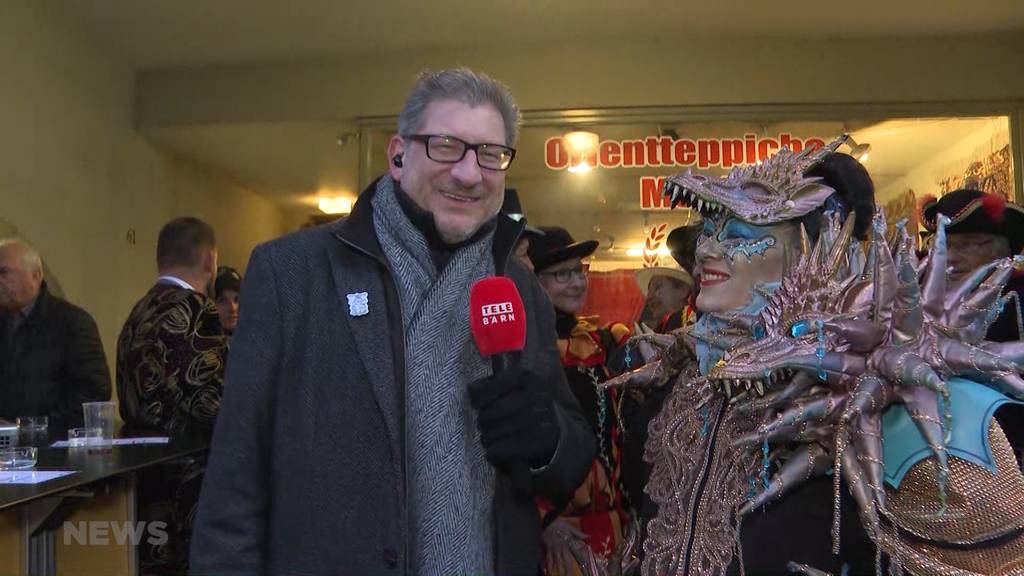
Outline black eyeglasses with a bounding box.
[407,134,516,171]
[539,264,589,284]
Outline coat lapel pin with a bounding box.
[346,292,369,317]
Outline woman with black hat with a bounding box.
[528,226,633,576]
[921,188,1024,342]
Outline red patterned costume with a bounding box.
[539,313,632,575]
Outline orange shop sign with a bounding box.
[544,132,829,210]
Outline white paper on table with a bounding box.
[0,470,77,484]
[50,437,171,448]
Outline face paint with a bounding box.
[718,219,779,263]
[695,214,799,315]
[723,237,776,262]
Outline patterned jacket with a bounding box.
[116,282,226,435]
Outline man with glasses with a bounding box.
[921,188,1024,342]
[528,227,634,575]
[191,68,594,576]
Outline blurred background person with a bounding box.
[529,226,632,575]
[634,263,693,334]
[664,222,702,326]
[116,216,226,436]
[502,187,545,272]
[116,217,226,575]
[921,188,1024,342]
[619,223,702,525]
[214,266,242,339]
[634,222,702,334]
[921,188,1024,468]
[0,238,111,432]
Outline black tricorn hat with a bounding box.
[502,188,544,239]
[527,227,598,272]
[665,222,703,275]
[921,188,1024,254]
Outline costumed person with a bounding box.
[529,226,633,576]
[620,223,702,521]
[920,188,1024,342]
[589,137,1024,576]
[634,264,694,334]
[634,223,702,334]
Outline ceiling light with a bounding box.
[318,197,352,215]
[564,131,599,153]
[564,130,599,174]
[567,159,594,174]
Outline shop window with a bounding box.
[361,115,1014,326]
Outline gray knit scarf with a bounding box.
[372,177,497,575]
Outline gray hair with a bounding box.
[397,68,522,146]
[0,238,43,274]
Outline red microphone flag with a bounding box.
[469,277,527,357]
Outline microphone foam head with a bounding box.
[470,276,527,357]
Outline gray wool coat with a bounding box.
[190,180,596,575]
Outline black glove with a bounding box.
[468,365,560,470]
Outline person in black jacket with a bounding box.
[0,239,111,432]
[190,68,594,576]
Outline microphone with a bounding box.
[469,276,532,499]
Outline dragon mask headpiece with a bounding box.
[664,134,849,224]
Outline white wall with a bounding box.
[0,2,287,383]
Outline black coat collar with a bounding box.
[20,282,50,326]
[333,176,524,274]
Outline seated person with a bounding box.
[0,239,111,431]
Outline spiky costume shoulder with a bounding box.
[708,212,1024,575]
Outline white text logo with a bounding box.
[62,521,169,546]
[481,302,515,326]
